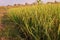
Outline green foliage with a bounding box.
[2,4,60,40]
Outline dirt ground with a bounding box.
[0,9,7,40]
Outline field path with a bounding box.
[0,9,7,40]
[0,9,6,30]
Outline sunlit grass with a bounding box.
[2,4,60,40]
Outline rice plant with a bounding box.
[2,4,60,40]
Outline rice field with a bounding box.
[1,4,60,40]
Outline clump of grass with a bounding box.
[2,4,60,40]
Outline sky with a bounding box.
[0,0,60,6]
[0,0,36,6]
[41,0,60,3]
